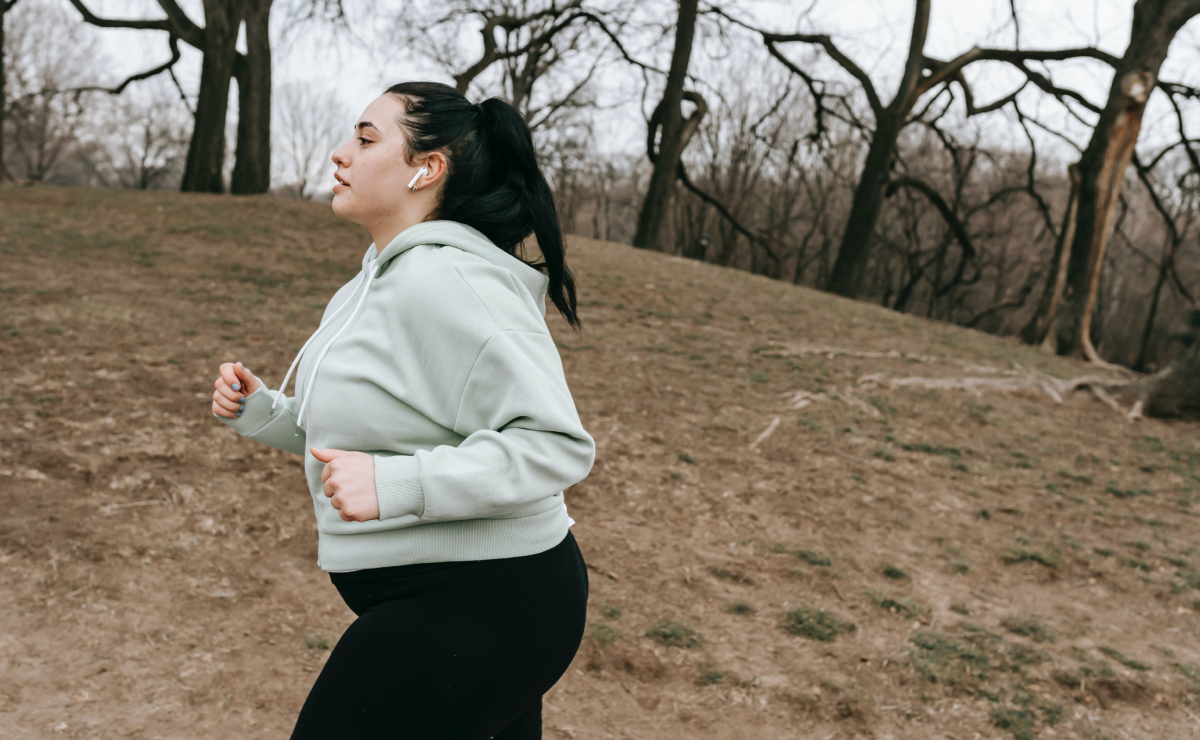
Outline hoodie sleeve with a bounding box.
[372,329,595,523]
[218,385,307,457]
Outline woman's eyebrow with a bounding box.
[355,121,380,133]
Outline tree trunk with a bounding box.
[632,0,699,251]
[1020,165,1081,346]
[0,2,15,184]
[825,113,901,297]
[1113,333,1200,419]
[180,0,242,193]
[1133,247,1170,372]
[1054,0,1200,358]
[824,0,931,298]
[231,0,272,195]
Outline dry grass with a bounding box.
[2,185,1199,739]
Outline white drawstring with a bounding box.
[269,258,378,427]
[294,258,379,427]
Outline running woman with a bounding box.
[210,81,594,740]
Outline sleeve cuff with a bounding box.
[374,454,426,520]
[218,385,277,436]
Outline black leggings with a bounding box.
[289,530,589,740]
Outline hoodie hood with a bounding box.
[364,221,551,318]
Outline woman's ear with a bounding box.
[421,151,448,187]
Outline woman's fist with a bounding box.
[312,447,379,522]
[212,362,261,418]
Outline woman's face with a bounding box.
[330,94,423,226]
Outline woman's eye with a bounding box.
[358,137,371,145]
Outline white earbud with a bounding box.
[407,166,428,191]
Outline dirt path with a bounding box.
[2,186,1198,739]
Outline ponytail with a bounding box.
[383,82,580,332]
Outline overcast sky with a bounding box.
[72,0,1200,192]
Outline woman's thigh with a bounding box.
[290,533,588,740]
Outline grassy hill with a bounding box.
[2,185,1198,740]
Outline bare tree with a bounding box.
[1038,0,1200,361]
[4,0,101,182]
[97,81,191,189]
[272,81,346,199]
[630,0,699,250]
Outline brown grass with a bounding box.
[2,185,1199,739]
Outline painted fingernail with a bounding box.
[232,382,240,391]
[236,411,242,417]
[238,405,245,412]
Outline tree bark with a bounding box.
[0,0,16,184]
[632,0,699,251]
[180,0,243,193]
[231,0,271,195]
[1054,0,1200,358]
[825,0,931,298]
[1020,165,1081,347]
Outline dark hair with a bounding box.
[383,81,580,332]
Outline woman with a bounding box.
[209,81,595,739]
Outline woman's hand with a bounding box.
[212,362,261,418]
[312,447,379,522]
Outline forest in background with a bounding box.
[3,0,1200,382]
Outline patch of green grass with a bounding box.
[1178,570,1200,589]
[901,442,966,457]
[1118,556,1152,571]
[908,630,992,691]
[991,707,1035,740]
[1000,615,1055,643]
[646,619,701,649]
[873,446,895,462]
[726,601,755,615]
[796,549,831,567]
[1105,481,1152,498]
[952,562,970,574]
[1098,646,1149,671]
[677,451,695,464]
[950,603,970,616]
[1093,547,1114,557]
[697,660,724,685]
[584,623,618,645]
[1175,661,1200,690]
[882,563,909,580]
[863,589,926,619]
[1001,548,1062,569]
[1005,642,1050,667]
[748,372,769,383]
[782,606,855,642]
[599,603,622,620]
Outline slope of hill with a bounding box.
[1,186,1198,740]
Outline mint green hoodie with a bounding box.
[221,221,595,571]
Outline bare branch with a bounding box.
[37,35,182,99]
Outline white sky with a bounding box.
[68,0,1200,189]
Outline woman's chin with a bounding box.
[331,193,356,219]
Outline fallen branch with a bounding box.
[770,341,1144,418]
[749,416,781,449]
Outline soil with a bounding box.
[2,185,1199,739]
